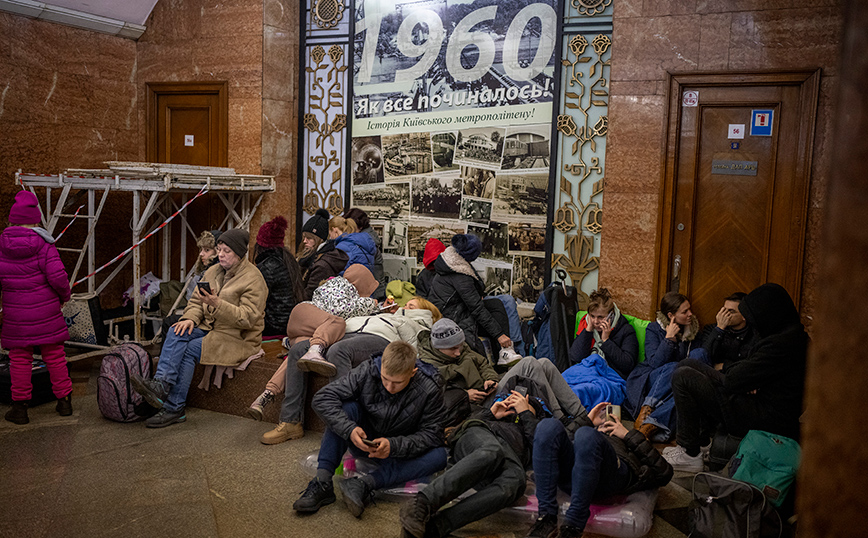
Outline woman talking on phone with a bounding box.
[130,228,267,428]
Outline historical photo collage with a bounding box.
[351,124,551,302]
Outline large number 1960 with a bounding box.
[356,3,557,85]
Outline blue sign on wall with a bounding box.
[751,109,774,136]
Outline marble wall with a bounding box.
[602,1,843,330]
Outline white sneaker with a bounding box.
[497,347,522,367]
[297,345,337,377]
[663,442,710,457]
[663,445,704,473]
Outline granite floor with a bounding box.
[0,359,693,538]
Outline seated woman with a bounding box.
[254,216,305,339]
[259,296,441,445]
[625,292,706,440]
[344,207,385,299]
[298,209,349,301]
[415,238,446,299]
[563,288,639,409]
[159,230,221,336]
[428,233,521,366]
[131,229,267,428]
[329,215,376,275]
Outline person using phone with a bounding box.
[569,288,639,381]
[400,389,551,538]
[526,402,673,538]
[292,342,447,519]
[130,228,267,428]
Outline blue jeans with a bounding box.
[155,327,207,412]
[317,402,447,489]
[642,348,709,437]
[533,419,632,530]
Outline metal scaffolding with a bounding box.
[16,162,275,349]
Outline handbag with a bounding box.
[62,293,107,345]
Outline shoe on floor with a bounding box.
[130,374,169,409]
[663,445,704,472]
[664,442,710,459]
[526,513,558,538]
[261,421,304,444]
[637,422,659,439]
[4,401,29,424]
[293,478,336,513]
[634,404,653,429]
[558,524,584,538]
[145,408,186,428]
[340,476,375,518]
[56,394,73,416]
[246,390,275,421]
[400,493,433,538]
[297,346,337,377]
[497,347,522,367]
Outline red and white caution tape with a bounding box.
[54,204,85,241]
[73,186,209,287]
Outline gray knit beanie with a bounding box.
[430,318,465,349]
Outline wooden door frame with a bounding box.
[146,81,229,166]
[652,70,821,318]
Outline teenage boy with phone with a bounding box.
[292,341,447,518]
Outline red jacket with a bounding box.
[0,226,71,348]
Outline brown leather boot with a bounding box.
[634,405,653,429]
[637,422,659,439]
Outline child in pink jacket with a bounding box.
[0,191,73,424]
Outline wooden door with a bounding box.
[147,82,228,167]
[655,71,820,326]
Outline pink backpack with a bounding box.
[97,343,152,422]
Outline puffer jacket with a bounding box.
[308,275,379,319]
[344,308,434,347]
[0,226,71,348]
[570,304,639,379]
[605,428,674,494]
[255,248,298,335]
[181,257,267,367]
[417,329,499,390]
[359,225,386,299]
[334,232,376,275]
[428,247,503,343]
[299,240,349,301]
[312,355,446,459]
[725,283,808,440]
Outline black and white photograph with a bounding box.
[469,222,509,262]
[493,172,549,220]
[482,265,513,296]
[352,182,410,219]
[459,197,492,224]
[500,124,552,170]
[383,254,415,283]
[431,131,458,172]
[384,220,408,256]
[460,166,496,199]
[512,255,546,303]
[454,127,506,169]
[411,176,461,220]
[508,223,546,255]
[352,136,384,185]
[408,221,466,264]
[382,132,433,178]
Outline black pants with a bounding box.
[468,298,511,357]
[672,359,776,453]
[423,426,526,538]
[442,387,471,427]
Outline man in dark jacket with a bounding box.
[527,403,673,538]
[400,387,552,538]
[664,283,808,472]
[293,341,448,517]
[698,292,758,371]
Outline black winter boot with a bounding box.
[5,401,29,424]
[56,394,73,416]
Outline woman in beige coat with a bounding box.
[131,228,267,428]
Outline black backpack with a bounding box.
[530,272,579,372]
[690,471,782,538]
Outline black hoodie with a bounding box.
[726,283,808,439]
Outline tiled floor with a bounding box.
[0,358,692,538]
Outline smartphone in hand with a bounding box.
[362,438,378,447]
[514,385,528,397]
[604,404,621,423]
[197,281,212,295]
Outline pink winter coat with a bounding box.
[0,226,71,348]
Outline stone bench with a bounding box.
[184,339,330,432]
